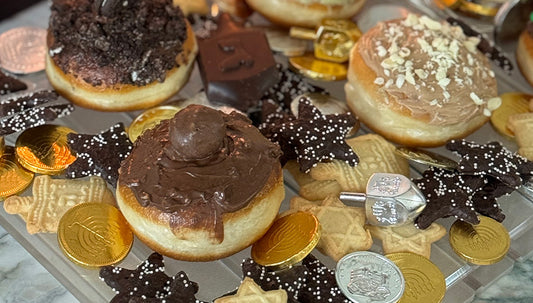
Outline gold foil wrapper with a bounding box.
[449,215,510,265]
[128,105,181,142]
[490,92,532,138]
[15,124,76,175]
[0,146,34,200]
[0,136,4,158]
[386,252,446,303]
[289,53,347,81]
[251,212,320,270]
[57,202,133,268]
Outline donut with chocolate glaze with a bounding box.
[345,14,500,147]
[244,0,366,28]
[117,105,285,261]
[45,0,198,111]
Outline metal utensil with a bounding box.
[339,173,426,227]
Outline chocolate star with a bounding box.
[66,123,132,188]
[469,175,511,222]
[260,97,358,173]
[0,70,27,95]
[446,140,525,188]
[299,254,350,303]
[241,258,307,303]
[99,253,172,303]
[0,90,73,135]
[414,167,480,229]
[128,272,207,303]
[261,64,329,109]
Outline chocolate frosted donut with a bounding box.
[45,0,198,111]
[117,105,285,261]
[345,14,501,147]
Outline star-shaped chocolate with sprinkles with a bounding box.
[0,70,27,95]
[261,64,329,109]
[100,252,205,303]
[414,167,480,229]
[260,97,358,173]
[0,90,73,136]
[299,254,350,303]
[241,258,308,303]
[446,139,529,189]
[65,123,132,188]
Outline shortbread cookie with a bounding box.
[310,134,409,193]
[4,175,114,234]
[299,179,343,201]
[507,112,533,160]
[173,0,208,15]
[367,222,446,259]
[290,195,372,261]
[215,277,287,303]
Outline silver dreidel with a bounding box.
[339,173,426,227]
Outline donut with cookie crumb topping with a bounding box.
[45,0,197,111]
[345,14,500,147]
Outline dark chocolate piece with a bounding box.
[299,254,350,303]
[196,13,278,112]
[66,123,132,188]
[0,90,73,136]
[260,97,358,173]
[446,17,513,72]
[414,167,480,229]
[0,70,27,95]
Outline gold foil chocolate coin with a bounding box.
[0,27,47,74]
[0,146,34,200]
[449,215,510,265]
[386,252,446,303]
[251,212,320,269]
[0,136,4,158]
[395,146,459,170]
[289,53,347,81]
[128,105,181,142]
[458,0,502,18]
[490,92,532,138]
[58,202,133,268]
[15,124,76,175]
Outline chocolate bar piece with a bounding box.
[196,13,278,112]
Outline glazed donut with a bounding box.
[244,0,366,28]
[517,24,533,87]
[117,105,285,261]
[345,14,500,147]
[45,0,197,112]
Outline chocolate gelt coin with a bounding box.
[449,215,510,265]
[434,0,462,10]
[251,211,320,270]
[128,105,181,142]
[0,136,4,158]
[0,146,34,200]
[395,146,459,170]
[386,252,446,303]
[0,27,47,74]
[490,92,532,138]
[335,251,405,303]
[57,202,133,268]
[289,53,347,81]
[458,0,502,18]
[15,124,76,175]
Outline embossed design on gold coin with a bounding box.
[127,105,181,142]
[15,124,76,174]
[251,212,320,269]
[386,252,446,303]
[58,202,133,268]
[449,215,510,265]
[0,146,34,200]
[289,53,347,81]
[0,27,47,74]
[490,92,532,138]
[395,146,458,170]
